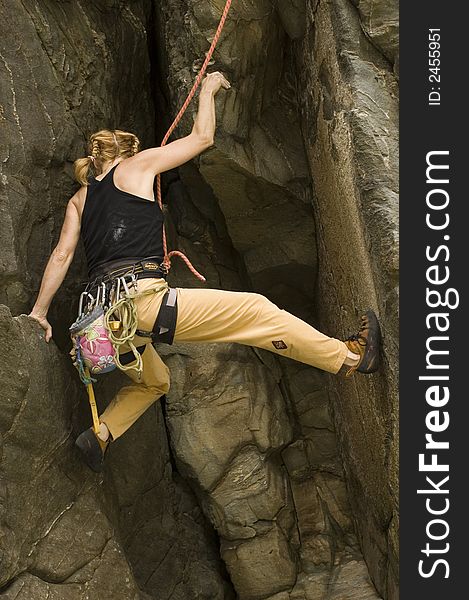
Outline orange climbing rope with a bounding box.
[156,0,234,282]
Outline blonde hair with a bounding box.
[74,128,140,186]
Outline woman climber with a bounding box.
[28,71,382,472]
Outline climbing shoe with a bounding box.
[342,309,381,377]
[75,427,109,472]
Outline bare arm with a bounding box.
[137,72,230,176]
[28,194,82,341]
[191,87,217,144]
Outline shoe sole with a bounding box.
[357,309,381,374]
[75,428,105,472]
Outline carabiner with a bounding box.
[94,285,102,308]
[78,291,94,318]
[129,272,138,292]
[121,276,131,297]
[158,260,170,276]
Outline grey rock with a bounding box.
[1,0,398,598]
[221,526,298,600]
[0,0,154,351]
[0,304,232,599]
[296,0,399,597]
[157,0,397,597]
[356,0,399,68]
[275,0,307,39]
[161,343,293,490]
[0,306,140,596]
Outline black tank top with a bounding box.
[81,164,164,278]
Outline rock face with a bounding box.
[355,0,399,74]
[296,2,399,598]
[0,0,155,352]
[0,307,232,599]
[155,0,398,598]
[157,341,380,600]
[156,0,319,320]
[160,343,297,598]
[1,1,398,599]
[0,306,143,598]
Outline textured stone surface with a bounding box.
[158,341,380,600]
[0,304,232,599]
[1,0,397,598]
[99,373,234,600]
[155,0,318,321]
[296,1,399,598]
[156,0,397,598]
[0,0,154,351]
[355,0,399,73]
[160,342,296,588]
[0,305,141,598]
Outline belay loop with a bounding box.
[156,0,234,282]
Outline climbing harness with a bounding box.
[69,261,170,383]
[156,0,234,282]
[136,287,178,345]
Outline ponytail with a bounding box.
[73,129,141,186]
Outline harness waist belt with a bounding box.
[88,256,167,283]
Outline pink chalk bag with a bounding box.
[69,279,122,387]
[69,297,117,384]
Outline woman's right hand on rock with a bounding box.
[28,311,53,343]
[201,71,231,95]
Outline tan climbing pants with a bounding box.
[100,277,349,440]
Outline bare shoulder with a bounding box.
[115,152,154,178]
[123,146,168,176]
[113,155,157,201]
